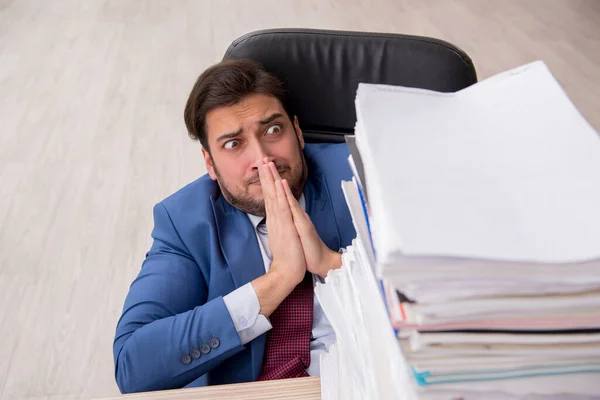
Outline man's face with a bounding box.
[202,93,308,216]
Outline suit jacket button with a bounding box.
[209,337,220,349]
[200,344,211,354]
[181,354,192,365]
[190,348,201,359]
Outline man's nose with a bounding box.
[250,141,274,168]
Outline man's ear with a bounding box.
[293,115,305,150]
[202,147,218,181]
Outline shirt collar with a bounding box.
[247,193,306,229]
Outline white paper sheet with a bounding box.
[355,61,600,265]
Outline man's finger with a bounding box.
[268,162,282,181]
[258,160,276,215]
[282,179,305,223]
[258,161,275,192]
[275,179,293,220]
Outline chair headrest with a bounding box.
[224,28,477,142]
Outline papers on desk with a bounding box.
[318,61,600,399]
[317,241,416,400]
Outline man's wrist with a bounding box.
[269,260,305,288]
[268,268,299,292]
[317,249,342,278]
[252,267,299,317]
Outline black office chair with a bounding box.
[223,28,477,143]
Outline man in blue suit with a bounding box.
[113,58,356,393]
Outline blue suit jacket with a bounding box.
[113,143,356,393]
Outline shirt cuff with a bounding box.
[223,282,272,345]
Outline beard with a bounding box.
[212,149,308,217]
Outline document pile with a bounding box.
[318,61,600,399]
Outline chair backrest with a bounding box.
[224,28,477,143]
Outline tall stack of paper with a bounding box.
[317,239,416,400]
[318,61,600,399]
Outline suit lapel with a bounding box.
[211,195,265,287]
[210,194,267,380]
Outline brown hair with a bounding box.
[184,58,291,152]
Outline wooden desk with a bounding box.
[92,377,321,400]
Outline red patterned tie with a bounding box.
[257,271,314,380]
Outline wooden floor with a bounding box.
[0,1,598,399]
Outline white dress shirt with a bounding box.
[222,194,336,376]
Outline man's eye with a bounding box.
[266,124,281,135]
[224,140,240,149]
